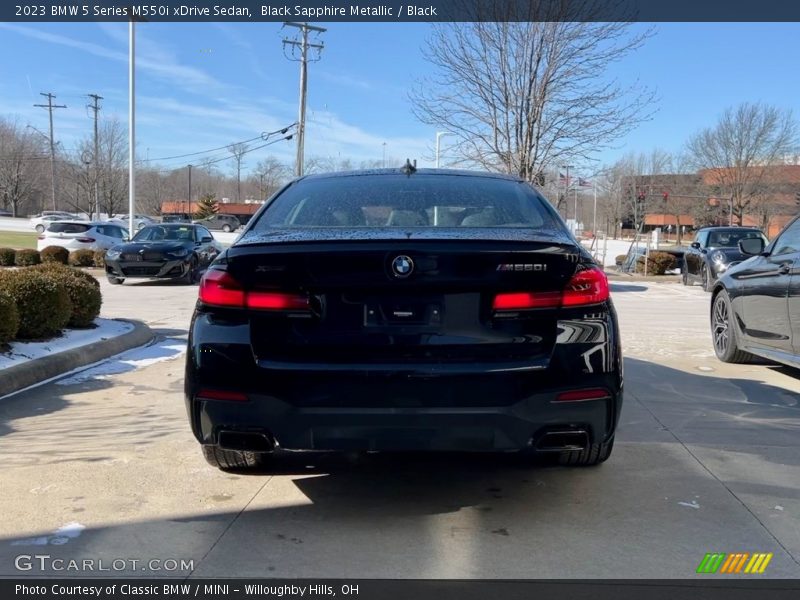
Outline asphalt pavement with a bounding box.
[0,277,798,578]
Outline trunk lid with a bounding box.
[224,235,585,367]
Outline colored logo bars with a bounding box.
[697,552,773,574]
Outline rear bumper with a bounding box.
[189,386,622,452]
[185,301,623,453]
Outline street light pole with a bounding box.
[435,131,452,168]
[128,20,136,237]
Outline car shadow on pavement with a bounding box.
[622,357,800,465]
[0,356,799,578]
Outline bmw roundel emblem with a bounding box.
[391,255,414,278]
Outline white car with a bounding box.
[37,221,129,252]
[31,214,71,233]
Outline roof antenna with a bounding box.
[401,158,417,175]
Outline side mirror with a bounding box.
[201,236,214,243]
[690,242,701,249]
[739,237,766,256]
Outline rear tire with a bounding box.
[557,436,614,466]
[202,445,269,471]
[35,224,45,233]
[107,276,124,285]
[222,224,232,233]
[711,290,753,363]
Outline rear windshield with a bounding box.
[252,174,559,230]
[48,223,89,234]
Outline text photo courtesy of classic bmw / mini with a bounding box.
[0,1,799,590]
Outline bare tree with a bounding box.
[686,102,798,225]
[410,9,656,181]
[96,118,128,217]
[0,118,47,217]
[253,156,291,198]
[227,142,249,202]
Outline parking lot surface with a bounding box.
[0,279,798,578]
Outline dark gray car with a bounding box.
[193,213,241,232]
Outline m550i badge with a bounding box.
[496,264,547,272]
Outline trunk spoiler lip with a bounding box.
[232,226,575,247]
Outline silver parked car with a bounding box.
[37,221,129,252]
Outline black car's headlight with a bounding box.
[106,249,121,260]
[168,248,189,258]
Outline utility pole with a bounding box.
[283,22,325,178]
[88,94,103,219]
[187,164,192,205]
[33,92,66,210]
[382,142,387,168]
[561,164,574,223]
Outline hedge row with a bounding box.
[0,247,107,268]
[0,264,102,345]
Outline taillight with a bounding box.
[492,291,561,310]
[76,237,96,243]
[199,270,246,307]
[562,268,609,306]
[247,291,309,310]
[492,267,609,311]
[198,269,309,311]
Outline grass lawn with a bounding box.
[0,231,38,249]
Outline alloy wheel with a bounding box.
[712,295,729,356]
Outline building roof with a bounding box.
[644,214,695,226]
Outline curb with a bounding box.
[0,319,154,398]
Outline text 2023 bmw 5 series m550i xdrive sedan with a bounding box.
[184,167,623,470]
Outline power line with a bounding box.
[33,92,66,210]
[138,124,297,164]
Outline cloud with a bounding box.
[0,23,223,94]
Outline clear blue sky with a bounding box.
[0,21,798,175]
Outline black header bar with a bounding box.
[5,0,800,23]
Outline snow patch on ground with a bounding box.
[0,319,133,369]
[55,337,186,385]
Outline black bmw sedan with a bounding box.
[105,223,223,285]
[185,168,623,470]
[711,215,800,366]
[683,226,768,291]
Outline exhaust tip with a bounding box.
[218,430,274,453]
[535,429,589,452]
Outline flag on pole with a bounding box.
[559,173,571,187]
